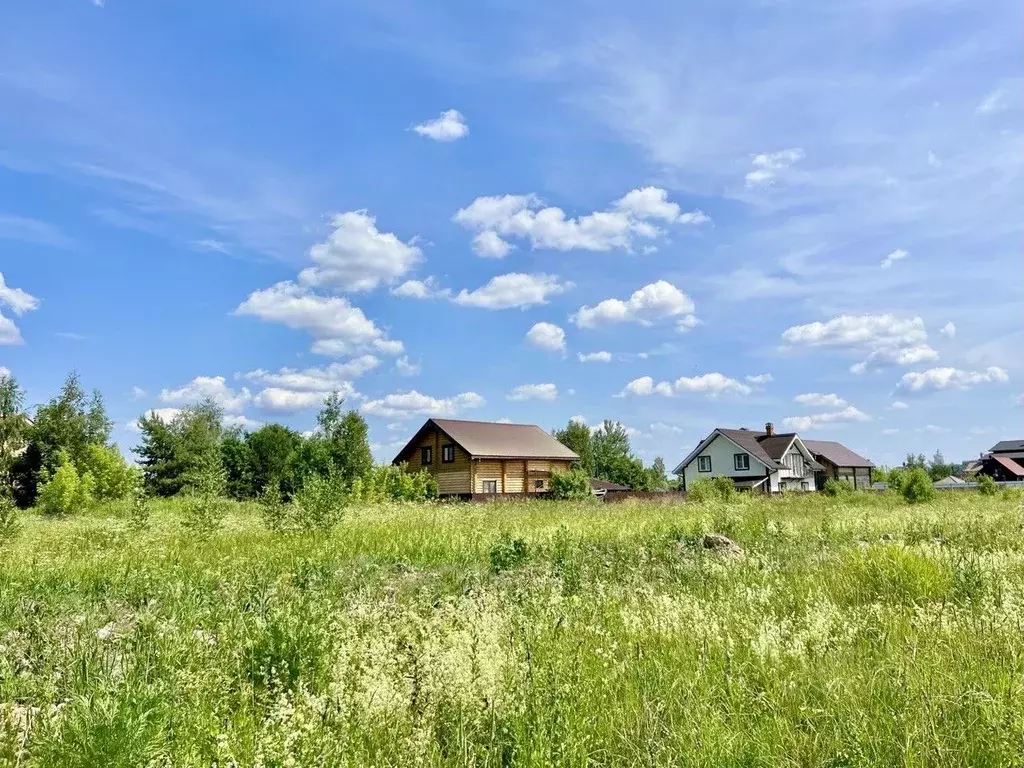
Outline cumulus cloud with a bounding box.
[224,414,263,431]
[235,281,399,356]
[0,272,40,345]
[453,187,707,257]
[390,277,449,300]
[240,357,378,392]
[361,390,485,419]
[781,313,938,374]
[253,388,341,413]
[578,351,612,363]
[745,148,804,187]
[571,280,697,331]
[525,322,566,353]
[940,321,956,338]
[129,407,182,432]
[411,109,469,141]
[650,422,684,434]
[794,392,848,408]
[454,273,570,310]
[746,373,773,385]
[160,376,252,412]
[898,366,1009,394]
[782,406,870,431]
[889,400,909,410]
[395,356,420,376]
[619,373,752,398]
[297,211,422,292]
[880,248,909,269]
[507,383,558,401]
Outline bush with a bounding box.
[36,453,95,515]
[900,467,935,504]
[824,478,855,497]
[291,472,348,533]
[689,476,735,503]
[489,534,530,573]
[81,443,139,501]
[127,481,151,532]
[550,467,593,500]
[0,493,19,544]
[977,474,998,496]
[180,458,228,535]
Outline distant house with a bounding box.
[975,439,1024,482]
[590,478,630,493]
[392,418,578,497]
[673,423,825,493]
[934,475,966,486]
[802,439,874,490]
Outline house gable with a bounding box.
[674,430,774,475]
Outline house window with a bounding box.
[482,480,497,494]
[441,444,455,463]
[534,479,545,489]
[420,446,433,465]
[801,481,809,491]
[698,456,712,472]
[734,453,750,471]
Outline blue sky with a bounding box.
[1,0,1021,468]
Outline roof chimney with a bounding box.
[765,422,774,436]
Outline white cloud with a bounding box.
[782,406,870,431]
[223,414,263,431]
[191,238,231,254]
[472,231,513,258]
[240,357,378,392]
[160,376,252,412]
[898,366,1009,394]
[372,339,405,357]
[889,400,909,410]
[453,187,706,256]
[507,383,558,402]
[235,281,398,356]
[571,280,697,331]
[361,390,485,419]
[578,351,612,363]
[620,373,752,398]
[880,248,909,269]
[454,273,570,310]
[927,151,942,168]
[391,277,449,299]
[526,322,566,353]
[794,392,848,408]
[920,424,950,434]
[297,211,422,292]
[131,386,147,399]
[395,356,420,376]
[745,373,773,385]
[940,321,956,338]
[650,422,684,434]
[782,313,937,374]
[0,366,10,378]
[0,272,40,346]
[411,109,469,141]
[882,428,900,436]
[976,89,1006,115]
[253,388,341,413]
[745,148,804,187]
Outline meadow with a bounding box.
[2,491,1024,767]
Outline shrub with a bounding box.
[689,476,735,503]
[0,493,19,544]
[977,474,998,496]
[127,481,151,532]
[181,458,228,535]
[81,443,140,501]
[36,453,95,515]
[489,534,530,573]
[824,478,855,497]
[550,467,593,500]
[901,466,935,504]
[291,472,348,533]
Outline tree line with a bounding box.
[552,418,669,492]
[0,371,435,516]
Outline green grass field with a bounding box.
[2,491,1024,766]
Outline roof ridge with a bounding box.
[432,417,537,428]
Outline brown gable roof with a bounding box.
[757,433,799,461]
[992,454,1024,478]
[802,439,874,468]
[392,418,579,464]
[717,429,785,469]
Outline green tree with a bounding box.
[649,456,668,490]
[246,424,302,496]
[550,466,593,500]
[11,372,111,506]
[80,444,138,501]
[336,410,373,486]
[135,411,182,497]
[927,450,957,482]
[221,430,257,499]
[134,399,225,497]
[901,466,935,504]
[36,452,96,515]
[553,419,595,477]
[0,373,29,491]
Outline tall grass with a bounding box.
[2,491,1023,766]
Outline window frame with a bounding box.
[441,444,456,464]
[697,455,712,473]
[734,453,750,471]
[481,479,498,494]
[420,446,433,465]
[534,479,545,489]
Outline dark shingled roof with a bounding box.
[803,439,874,468]
[991,440,1024,453]
[758,433,800,461]
[393,418,580,464]
[590,478,630,492]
